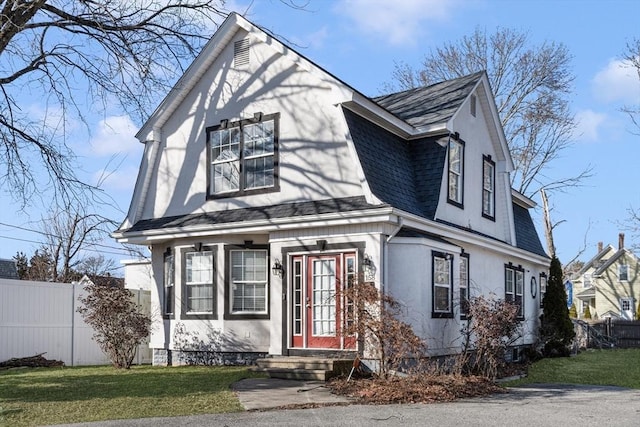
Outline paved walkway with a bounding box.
[53,381,640,427]
[231,378,353,410]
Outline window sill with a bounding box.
[224,313,269,320]
[432,312,454,319]
[181,313,217,320]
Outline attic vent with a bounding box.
[470,94,477,117]
[234,39,250,67]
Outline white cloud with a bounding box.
[335,0,456,46]
[288,26,330,51]
[573,109,607,142]
[592,58,640,104]
[90,115,140,157]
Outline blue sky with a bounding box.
[1,0,639,268]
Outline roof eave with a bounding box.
[344,94,451,139]
[112,207,396,245]
[135,13,247,142]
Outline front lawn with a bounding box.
[505,348,640,389]
[0,365,262,427]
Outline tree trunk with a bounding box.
[541,189,556,258]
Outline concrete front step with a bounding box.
[254,357,354,380]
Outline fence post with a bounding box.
[71,283,76,367]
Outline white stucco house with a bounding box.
[113,13,549,365]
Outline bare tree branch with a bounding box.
[0,0,228,207]
[384,27,589,199]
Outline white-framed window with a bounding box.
[482,155,495,219]
[433,252,453,317]
[584,273,592,288]
[459,253,470,318]
[184,250,214,316]
[539,273,547,308]
[619,264,629,281]
[505,264,524,319]
[207,113,279,197]
[163,250,174,317]
[448,137,464,206]
[230,249,268,314]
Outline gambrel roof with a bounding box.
[115,13,546,260]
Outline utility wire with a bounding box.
[0,221,133,254]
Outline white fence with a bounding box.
[0,278,152,366]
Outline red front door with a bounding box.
[291,253,356,349]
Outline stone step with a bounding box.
[253,357,355,380]
[253,367,331,381]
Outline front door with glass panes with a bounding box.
[290,253,357,349]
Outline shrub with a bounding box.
[342,282,426,378]
[539,256,575,357]
[77,282,151,369]
[583,305,592,319]
[459,296,521,379]
[569,303,577,318]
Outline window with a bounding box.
[621,298,632,311]
[448,137,464,206]
[619,264,629,281]
[584,273,592,288]
[459,253,470,318]
[230,249,268,315]
[539,273,547,308]
[163,250,174,317]
[482,155,495,219]
[433,252,453,318]
[207,113,279,198]
[182,248,215,318]
[505,264,524,319]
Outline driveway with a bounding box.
[55,384,640,427]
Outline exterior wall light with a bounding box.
[272,259,284,277]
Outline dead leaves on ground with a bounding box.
[327,374,506,404]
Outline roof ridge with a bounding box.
[373,70,486,100]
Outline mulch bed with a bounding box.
[327,374,507,404]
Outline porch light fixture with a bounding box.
[363,254,376,280]
[272,259,284,277]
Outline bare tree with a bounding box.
[622,38,640,134]
[385,27,591,199]
[40,204,117,282]
[0,0,228,207]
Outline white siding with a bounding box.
[142,30,362,221]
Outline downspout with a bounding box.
[382,216,403,294]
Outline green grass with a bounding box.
[506,348,640,389]
[0,365,263,427]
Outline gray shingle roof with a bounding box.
[125,196,382,233]
[343,107,445,219]
[0,259,19,279]
[373,71,484,128]
[512,204,547,257]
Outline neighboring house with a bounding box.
[121,259,152,291]
[78,274,125,289]
[0,258,19,280]
[113,13,549,366]
[570,234,639,320]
